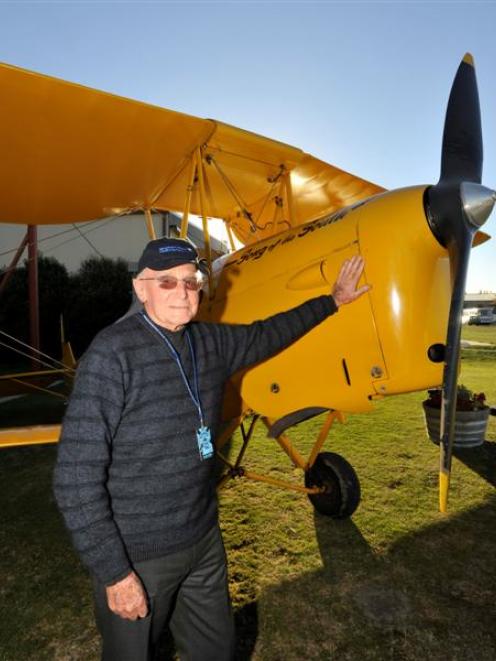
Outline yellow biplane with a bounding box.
[0,54,494,516]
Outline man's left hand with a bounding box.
[331,255,371,307]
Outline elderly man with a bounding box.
[53,237,369,661]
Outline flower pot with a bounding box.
[422,401,489,449]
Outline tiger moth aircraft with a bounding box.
[0,54,494,515]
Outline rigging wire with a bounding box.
[0,329,76,374]
[253,178,279,227]
[7,377,68,400]
[0,227,75,259]
[0,215,119,265]
[207,155,288,234]
[253,180,291,233]
[44,214,121,255]
[71,223,105,258]
[207,156,257,232]
[0,338,73,374]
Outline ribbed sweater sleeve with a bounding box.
[211,295,337,376]
[53,336,132,586]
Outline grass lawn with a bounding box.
[461,324,496,345]
[0,356,495,660]
[461,325,496,363]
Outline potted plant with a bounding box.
[422,385,490,448]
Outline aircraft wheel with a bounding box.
[305,452,361,518]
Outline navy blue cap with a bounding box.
[137,237,208,275]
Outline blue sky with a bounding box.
[0,0,495,291]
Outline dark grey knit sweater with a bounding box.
[53,295,337,585]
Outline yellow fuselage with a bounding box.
[199,185,450,421]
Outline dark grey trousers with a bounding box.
[93,524,235,661]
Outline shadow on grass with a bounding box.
[233,601,258,660]
[453,440,496,487]
[2,443,496,660]
[251,498,496,659]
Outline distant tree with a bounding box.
[0,255,132,365]
[65,256,132,356]
[0,255,70,365]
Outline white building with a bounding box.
[0,211,230,275]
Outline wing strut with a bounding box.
[284,170,296,226]
[144,209,157,240]
[224,220,237,251]
[0,230,29,298]
[27,226,40,367]
[196,148,215,296]
[196,148,212,266]
[180,157,197,239]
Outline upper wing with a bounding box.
[0,62,384,245]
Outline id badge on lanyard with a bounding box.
[196,426,214,460]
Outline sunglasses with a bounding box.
[137,275,204,291]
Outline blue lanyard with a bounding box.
[140,313,204,426]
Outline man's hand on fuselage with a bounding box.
[332,255,371,307]
[106,571,148,620]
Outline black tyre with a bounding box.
[304,451,361,518]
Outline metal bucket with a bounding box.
[422,401,489,448]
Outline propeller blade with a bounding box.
[440,53,482,185]
[437,183,496,512]
[439,236,471,513]
[425,54,495,512]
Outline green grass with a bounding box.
[461,324,496,344]
[1,358,495,660]
[461,325,496,362]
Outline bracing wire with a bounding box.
[207,155,287,234]
[0,329,76,374]
[7,377,68,400]
[207,156,257,232]
[0,339,71,373]
[0,215,120,270]
[0,226,77,259]
[253,179,279,227]
[44,215,121,255]
[71,224,105,258]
